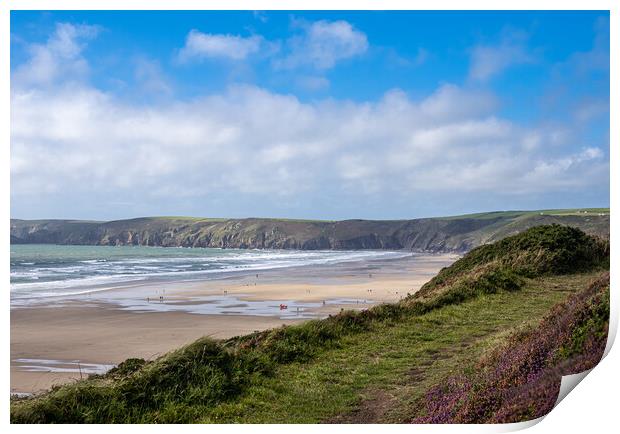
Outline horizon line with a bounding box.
[10,207,611,223]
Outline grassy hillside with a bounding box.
[409,272,609,423]
[10,208,609,252]
[11,225,609,423]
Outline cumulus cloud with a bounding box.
[274,20,368,70]
[11,81,606,201]
[13,22,100,87]
[177,19,367,70]
[469,29,534,81]
[178,30,266,62]
[419,84,498,122]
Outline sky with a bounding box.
[10,10,610,221]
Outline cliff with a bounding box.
[10,209,609,253]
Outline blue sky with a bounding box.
[10,11,609,220]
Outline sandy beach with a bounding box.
[11,253,457,394]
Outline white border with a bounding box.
[1,1,616,432]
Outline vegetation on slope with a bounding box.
[10,209,609,252]
[419,224,608,291]
[409,272,609,423]
[10,225,610,423]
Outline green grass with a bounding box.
[196,272,599,423]
[441,208,609,220]
[420,224,608,293]
[118,216,334,224]
[535,208,609,216]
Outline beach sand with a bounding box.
[11,253,457,394]
[11,308,300,394]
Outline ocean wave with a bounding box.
[10,247,412,300]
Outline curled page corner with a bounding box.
[603,311,617,358]
[494,369,595,433]
[554,368,593,408]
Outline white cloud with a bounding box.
[13,22,100,87]
[469,29,533,81]
[275,20,368,70]
[11,81,606,200]
[419,84,498,122]
[178,30,265,62]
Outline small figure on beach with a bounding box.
[369,273,372,278]
[322,300,326,306]
[159,295,163,302]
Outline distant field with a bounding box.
[442,208,610,220]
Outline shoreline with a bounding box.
[10,249,428,307]
[11,253,457,394]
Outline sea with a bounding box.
[10,244,411,305]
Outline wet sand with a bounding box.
[11,308,300,394]
[11,253,457,394]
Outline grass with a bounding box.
[419,224,608,292]
[112,216,334,224]
[409,272,610,423]
[10,225,610,423]
[442,208,610,220]
[198,272,600,423]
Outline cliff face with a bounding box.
[10,212,610,253]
